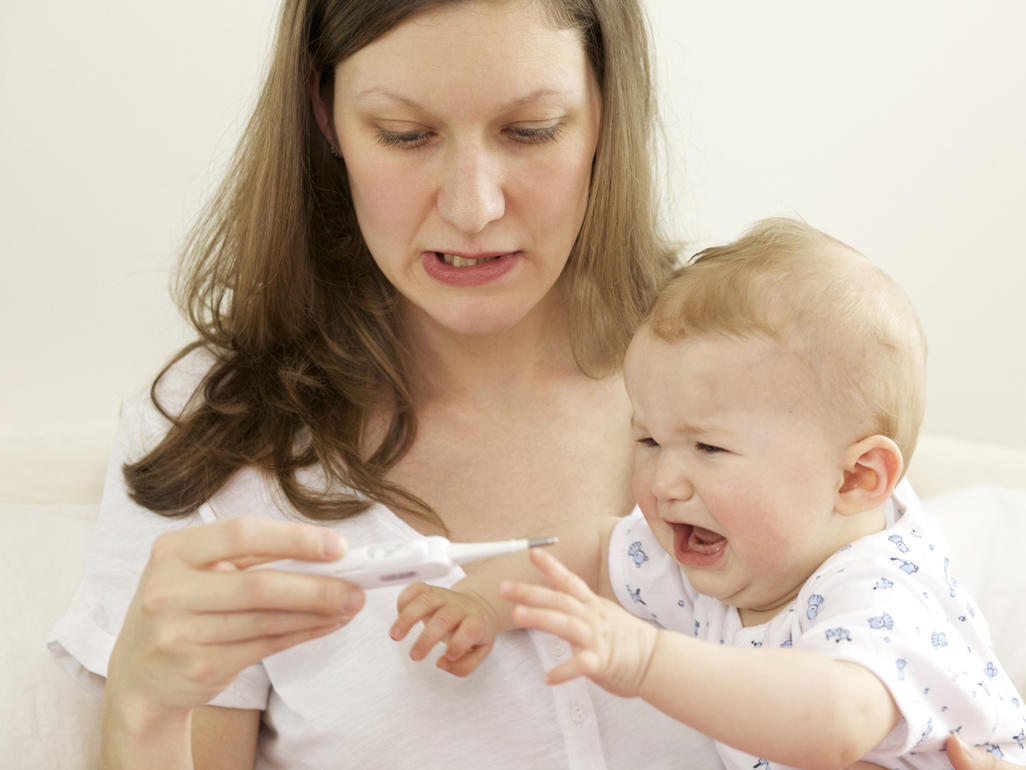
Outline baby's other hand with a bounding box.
[392,583,499,676]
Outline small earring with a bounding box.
[329,142,341,158]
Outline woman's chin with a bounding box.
[400,290,562,343]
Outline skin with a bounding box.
[847,738,1026,770]
[394,330,909,767]
[102,2,633,767]
[624,331,891,626]
[945,736,1024,770]
[329,0,602,341]
[102,518,365,769]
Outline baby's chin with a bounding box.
[682,565,800,625]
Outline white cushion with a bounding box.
[923,486,1026,696]
[2,503,102,769]
[910,433,1026,498]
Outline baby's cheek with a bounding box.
[636,506,674,557]
[732,517,794,573]
[630,460,650,503]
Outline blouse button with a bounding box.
[549,639,570,659]
[570,702,588,724]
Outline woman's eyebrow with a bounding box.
[355,86,568,111]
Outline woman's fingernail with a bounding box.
[322,531,345,558]
[342,589,364,615]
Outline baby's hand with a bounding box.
[391,583,499,676]
[501,548,658,698]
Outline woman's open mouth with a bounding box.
[421,250,520,286]
[438,252,503,267]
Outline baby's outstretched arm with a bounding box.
[391,517,618,674]
[506,548,901,770]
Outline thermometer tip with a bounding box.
[527,537,558,548]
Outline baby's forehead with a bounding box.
[625,328,813,399]
[627,324,787,363]
[625,326,854,429]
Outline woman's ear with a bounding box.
[308,65,337,150]
[836,435,904,515]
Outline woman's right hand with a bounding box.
[104,517,365,734]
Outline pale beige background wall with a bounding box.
[1,1,1023,451]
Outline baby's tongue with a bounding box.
[689,526,726,552]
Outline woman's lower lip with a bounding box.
[420,251,520,287]
[673,524,727,568]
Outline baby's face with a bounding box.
[624,329,857,625]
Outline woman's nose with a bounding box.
[650,453,694,502]
[436,142,505,234]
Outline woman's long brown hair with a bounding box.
[125,0,677,529]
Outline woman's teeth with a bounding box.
[440,253,501,268]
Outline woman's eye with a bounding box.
[376,129,432,148]
[695,442,726,454]
[506,123,564,144]
[636,437,659,448]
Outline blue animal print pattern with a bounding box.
[806,594,824,620]
[628,540,649,567]
[868,612,893,630]
[608,498,1026,769]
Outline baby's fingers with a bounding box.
[528,548,596,601]
[407,609,467,662]
[544,651,601,686]
[437,637,494,678]
[438,612,492,662]
[500,579,583,617]
[510,601,595,650]
[392,583,441,641]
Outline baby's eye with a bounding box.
[636,437,659,448]
[376,129,432,148]
[506,123,564,144]
[695,442,726,454]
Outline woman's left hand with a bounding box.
[843,736,1024,769]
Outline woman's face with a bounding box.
[330,0,601,339]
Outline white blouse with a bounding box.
[48,350,723,769]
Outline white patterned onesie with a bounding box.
[608,490,1026,769]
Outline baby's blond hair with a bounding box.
[644,218,927,466]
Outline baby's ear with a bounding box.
[836,435,904,515]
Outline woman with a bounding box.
[50,0,724,767]
[947,738,1024,770]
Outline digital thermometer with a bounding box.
[253,535,557,589]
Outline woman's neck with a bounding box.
[398,293,580,405]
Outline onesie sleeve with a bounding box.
[608,508,698,634]
[47,360,272,710]
[792,518,1023,758]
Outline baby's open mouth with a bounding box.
[672,523,727,566]
[688,525,726,549]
